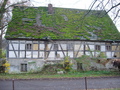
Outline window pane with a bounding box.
[54,44,58,50]
[95,45,100,50]
[26,44,32,50]
[21,64,27,72]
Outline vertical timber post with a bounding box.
[85,77,87,90]
[12,79,14,90]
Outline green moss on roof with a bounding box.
[6,6,120,40]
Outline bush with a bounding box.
[40,63,64,74]
[0,59,6,73]
[2,61,10,73]
[75,55,91,71]
[0,50,10,73]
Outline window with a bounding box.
[95,45,101,50]
[33,44,38,50]
[67,43,73,50]
[26,43,32,50]
[21,64,27,72]
[106,45,111,51]
[54,44,58,50]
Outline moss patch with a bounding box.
[6,6,120,40]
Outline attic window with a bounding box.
[95,45,101,51]
[26,43,32,50]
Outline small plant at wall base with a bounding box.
[0,60,6,73]
[0,50,7,73]
[2,61,10,73]
[39,63,64,75]
[63,55,73,72]
[92,51,107,65]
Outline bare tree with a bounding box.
[89,0,120,25]
[0,0,32,58]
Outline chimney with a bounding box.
[48,4,54,14]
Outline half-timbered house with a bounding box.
[5,4,120,73]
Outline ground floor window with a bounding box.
[21,63,27,72]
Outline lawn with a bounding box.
[0,71,119,79]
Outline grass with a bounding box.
[0,71,119,79]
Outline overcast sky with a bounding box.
[31,0,120,32]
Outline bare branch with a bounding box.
[106,3,120,14]
[82,0,98,19]
[5,0,29,12]
[113,9,120,21]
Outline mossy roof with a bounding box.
[6,6,120,40]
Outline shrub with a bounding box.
[2,61,10,73]
[75,55,91,71]
[0,50,7,73]
[40,63,64,74]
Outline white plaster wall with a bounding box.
[40,44,44,50]
[101,46,105,51]
[86,52,92,56]
[26,51,31,58]
[20,44,25,50]
[106,52,112,58]
[26,41,32,43]
[9,51,18,58]
[57,52,64,58]
[11,41,18,43]
[74,44,80,50]
[48,51,55,58]
[9,59,45,73]
[39,52,44,58]
[14,44,18,50]
[111,52,115,58]
[68,52,73,57]
[20,51,25,58]
[33,51,38,58]
[61,44,67,50]
[9,44,18,50]
[89,45,94,50]
[9,44,13,50]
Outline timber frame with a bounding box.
[6,38,120,60]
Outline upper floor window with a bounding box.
[54,44,58,50]
[106,45,111,51]
[26,43,32,50]
[67,43,73,50]
[95,45,101,51]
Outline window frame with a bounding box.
[67,43,73,50]
[21,63,27,72]
[106,45,111,51]
[25,43,32,50]
[53,44,58,50]
[95,45,101,51]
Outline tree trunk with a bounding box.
[0,0,8,58]
[0,36,2,58]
